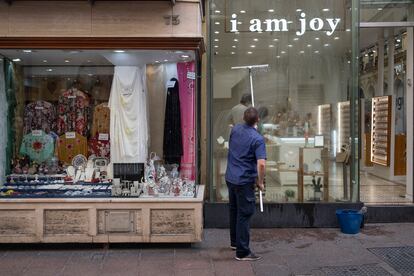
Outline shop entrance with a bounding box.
[359,23,414,203]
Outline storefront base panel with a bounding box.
[364,205,414,223]
[0,186,204,244]
[204,203,365,228]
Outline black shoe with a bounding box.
[235,252,262,261]
[230,245,236,250]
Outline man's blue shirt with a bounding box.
[225,124,267,185]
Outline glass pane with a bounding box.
[210,0,357,203]
[360,0,414,23]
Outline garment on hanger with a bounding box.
[57,87,90,136]
[109,66,148,163]
[88,134,110,159]
[163,78,183,165]
[177,62,196,180]
[91,102,110,136]
[23,100,56,134]
[19,130,55,163]
[57,132,87,165]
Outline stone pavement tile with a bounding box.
[138,260,174,276]
[61,252,104,276]
[175,248,211,259]
[140,248,174,261]
[205,248,235,262]
[20,253,70,276]
[0,251,38,276]
[252,264,292,276]
[174,258,212,270]
[174,269,216,276]
[100,252,140,276]
[213,260,255,276]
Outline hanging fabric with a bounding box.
[109,66,148,163]
[0,59,7,183]
[177,62,196,180]
[163,78,183,165]
[5,60,16,176]
[23,100,56,134]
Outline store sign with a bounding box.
[230,12,341,36]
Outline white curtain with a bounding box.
[0,59,7,184]
[109,66,149,163]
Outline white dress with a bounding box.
[0,59,7,184]
[109,66,149,163]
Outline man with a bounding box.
[225,107,266,261]
[228,94,252,127]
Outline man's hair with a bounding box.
[243,107,259,126]
[240,94,252,105]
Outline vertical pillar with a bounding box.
[388,28,396,177]
[377,30,385,96]
[406,27,413,200]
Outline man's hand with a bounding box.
[256,181,265,191]
[256,159,266,191]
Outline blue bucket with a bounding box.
[336,209,363,234]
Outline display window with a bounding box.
[0,50,198,199]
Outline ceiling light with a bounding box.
[315,37,320,40]
[114,50,125,53]
[12,58,21,62]
[276,55,281,58]
[247,51,253,54]
[273,38,279,41]
[214,45,219,48]
[240,10,246,13]
[215,10,221,14]
[214,31,220,34]
[215,22,220,25]
[324,43,330,47]
[377,7,383,11]
[87,60,91,63]
[46,68,53,72]
[22,50,32,53]
[281,51,286,54]
[155,60,160,63]
[250,45,256,48]
[253,38,259,41]
[269,45,275,48]
[365,53,369,57]
[300,51,305,54]
[347,61,351,64]
[164,59,169,62]
[268,9,275,12]
[181,54,190,58]
[334,37,340,40]
[296,9,302,12]
[43,60,48,63]
[231,52,236,55]
[214,39,219,42]
[293,37,299,41]
[88,74,93,77]
[372,50,376,53]
[322,8,330,12]
[307,44,312,47]
[397,39,401,42]
[288,44,293,47]
[287,21,293,24]
[346,29,351,32]
[232,45,237,48]
[238,22,242,25]
[234,39,239,42]
[64,59,70,63]
[314,50,320,54]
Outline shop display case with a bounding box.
[337,101,350,152]
[318,104,332,150]
[371,95,392,166]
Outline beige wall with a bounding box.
[0,1,202,38]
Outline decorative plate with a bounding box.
[72,154,87,168]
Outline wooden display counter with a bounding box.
[0,186,205,244]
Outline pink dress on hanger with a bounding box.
[177,62,196,180]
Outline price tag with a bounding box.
[35,106,44,110]
[98,133,109,141]
[167,80,176,88]
[67,95,76,99]
[122,88,133,96]
[187,72,196,80]
[65,132,76,139]
[32,130,42,136]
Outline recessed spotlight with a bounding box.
[334,37,340,40]
[114,50,125,53]
[215,22,220,25]
[276,55,281,58]
[346,28,351,32]
[250,45,256,48]
[307,44,312,47]
[87,60,91,63]
[215,10,221,13]
[273,38,279,41]
[232,45,237,48]
[214,31,220,34]
[372,50,376,53]
[347,60,351,64]
[247,51,253,54]
[377,7,383,11]
[238,22,242,25]
[397,39,401,42]
[214,45,219,48]
[293,37,299,41]
[253,38,259,41]
[46,68,53,72]
[43,60,48,63]
[181,54,190,58]
[269,45,275,48]
[315,37,320,40]
[240,10,246,13]
[296,9,302,12]
[281,51,286,54]
[164,59,169,62]
[234,39,239,42]
[365,53,369,57]
[287,21,293,24]
[288,44,293,48]
[300,51,305,54]
[314,50,320,54]
[155,60,160,63]
[214,39,219,42]
[268,9,275,12]
[12,58,21,62]
[88,74,93,77]
[324,43,330,47]
[64,59,70,63]
[231,52,236,55]
[322,8,330,12]
[22,50,32,53]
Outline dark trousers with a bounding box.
[227,181,256,258]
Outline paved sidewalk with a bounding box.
[0,223,413,276]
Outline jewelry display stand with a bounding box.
[371,95,392,166]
